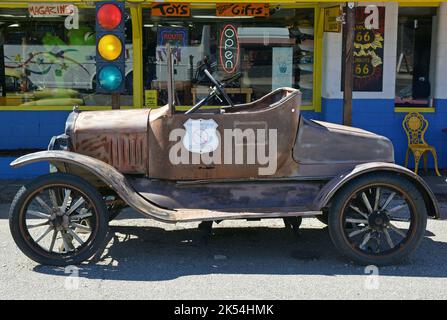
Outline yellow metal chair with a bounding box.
[402,112,441,176]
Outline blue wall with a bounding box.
[0,111,70,149]
[0,111,70,179]
[321,98,447,169]
[1,104,447,179]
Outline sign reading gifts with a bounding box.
[216,4,269,17]
[151,3,190,17]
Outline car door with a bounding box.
[148,90,300,181]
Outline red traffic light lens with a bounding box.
[97,3,122,30]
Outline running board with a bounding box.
[172,207,322,222]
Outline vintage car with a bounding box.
[8,51,439,266]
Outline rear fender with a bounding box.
[313,162,440,218]
[10,151,177,222]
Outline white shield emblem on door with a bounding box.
[182,119,219,154]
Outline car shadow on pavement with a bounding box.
[33,223,447,281]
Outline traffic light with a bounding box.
[95,1,125,93]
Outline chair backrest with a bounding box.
[402,112,428,145]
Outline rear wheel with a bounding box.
[328,173,427,266]
[9,173,109,266]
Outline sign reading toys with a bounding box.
[342,6,385,92]
[151,3,190,17]
[216,4,269,17]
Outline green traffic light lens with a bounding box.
[98,65,123,91]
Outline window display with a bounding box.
[0,7,133,107]
[142,6,315,107]
[395,7,436,107]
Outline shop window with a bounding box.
[142,6,315,108]
[395,7,437,107]
[0,7,133,107]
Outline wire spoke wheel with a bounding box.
[24,185,97,255]
[342,185,414,256]
[328,174,427,265]
[10,173,108,266]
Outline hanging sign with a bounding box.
[151,3,190,17]
[145,90,158,108]
[28,3,76,16]
[219,24,239,74]
[216,4,269,17]
[341,6,385,92]
[324,6,342,33]
[157,27,188,46]
[272,47,293,90]
[28,3,78,29]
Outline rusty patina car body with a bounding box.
[9,51,439,266]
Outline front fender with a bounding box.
[11,151,178,223]
[313,162,440,218]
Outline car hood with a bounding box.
[65,109,151,174]
[293,118,394,165]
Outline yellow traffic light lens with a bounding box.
[98,34,122,61]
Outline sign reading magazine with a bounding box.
[342,6,385,92]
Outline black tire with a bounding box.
[9,173,109,266]
[108,208,121,221]
[283,216,302,230]
[328,173,427,266]
[316,212,328,225]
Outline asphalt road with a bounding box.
[1,201,447,300]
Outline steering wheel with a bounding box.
[221,72,242,87]
[203,69,235,108]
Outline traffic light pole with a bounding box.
[111,92,120,110]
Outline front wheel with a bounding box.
[328,173,427,266]
[9,173,109,266]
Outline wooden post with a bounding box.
[166,44,175,116]
[0,27,6,97]
[343,2,356,126]
[111,92,120,110]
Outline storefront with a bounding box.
[0,0,446,178]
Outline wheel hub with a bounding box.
[368,210,389,230]
[49,211,70,231]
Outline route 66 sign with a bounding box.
[183,119,219,154]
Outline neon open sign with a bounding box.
[219,24,239,74]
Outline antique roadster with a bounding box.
[9,52,439,266]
